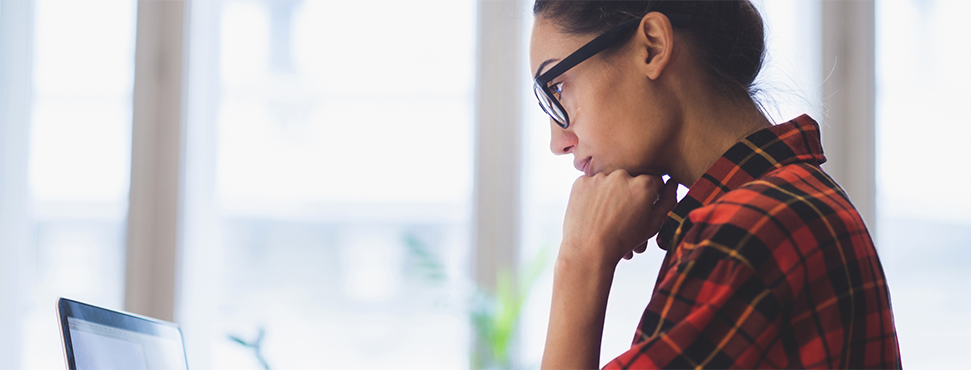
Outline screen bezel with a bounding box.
[57,297,188,370]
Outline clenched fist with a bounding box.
[560,170,679,269]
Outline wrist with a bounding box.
[557,238,620,275]
[554,240,617,288]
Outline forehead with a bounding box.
[529,17,593,76]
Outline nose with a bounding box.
[549,119,577,155]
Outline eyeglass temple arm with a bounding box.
[536,13,692,84]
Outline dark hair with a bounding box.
[534,0,766,103]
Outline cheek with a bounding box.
[585,81,673,168]
[569,82,621,127]
[569,66,661,155]
[588,71,638,117]
[562,67,617,116]
[569,81,634,144]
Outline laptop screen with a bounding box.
[58,298,189,370]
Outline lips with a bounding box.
[574,157,592,176]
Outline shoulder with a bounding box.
[680,163,867,270]
[689,162,857,235]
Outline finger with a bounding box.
[644,174,665,191]
[608,169,632,179]
[643,180,681,239]
[631,174,665,201]
[653,179,680,213]
[634,241,648,254]
[624,251,633,260]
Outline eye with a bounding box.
[551,82,564,100]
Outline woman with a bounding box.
[529,1,901,369]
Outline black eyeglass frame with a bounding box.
[533,13,692,129]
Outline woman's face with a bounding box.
[529,16,680,178]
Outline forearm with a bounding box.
[541,247,616,370]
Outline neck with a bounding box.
[667,94,771,188]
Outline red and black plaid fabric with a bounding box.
[604,115,901,369]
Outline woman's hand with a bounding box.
[541,170,679,370]
[560,170,679,268]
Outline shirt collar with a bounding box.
[656,114,826,250]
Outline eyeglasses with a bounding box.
[533,14,692,129]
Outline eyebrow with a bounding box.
[534,58,560,79]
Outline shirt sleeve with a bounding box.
[603,243,786,369]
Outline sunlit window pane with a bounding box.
[6,0,136,369]
[180,1,475,368]
[876,1,971,368]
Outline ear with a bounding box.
[633,12,675,81]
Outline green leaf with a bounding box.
[227,335,249,347]
[470,245,552,369]
[402,233,449,283]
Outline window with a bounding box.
[3,1,963,369]
[876,0,971,367]
[0,0,136,368]
[177,1,476,368]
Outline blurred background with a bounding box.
[0,0,968,369]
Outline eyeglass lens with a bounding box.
[533,82,568,128]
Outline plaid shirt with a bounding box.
[604,115,901,369]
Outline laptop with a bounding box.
[57,297,189,370]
